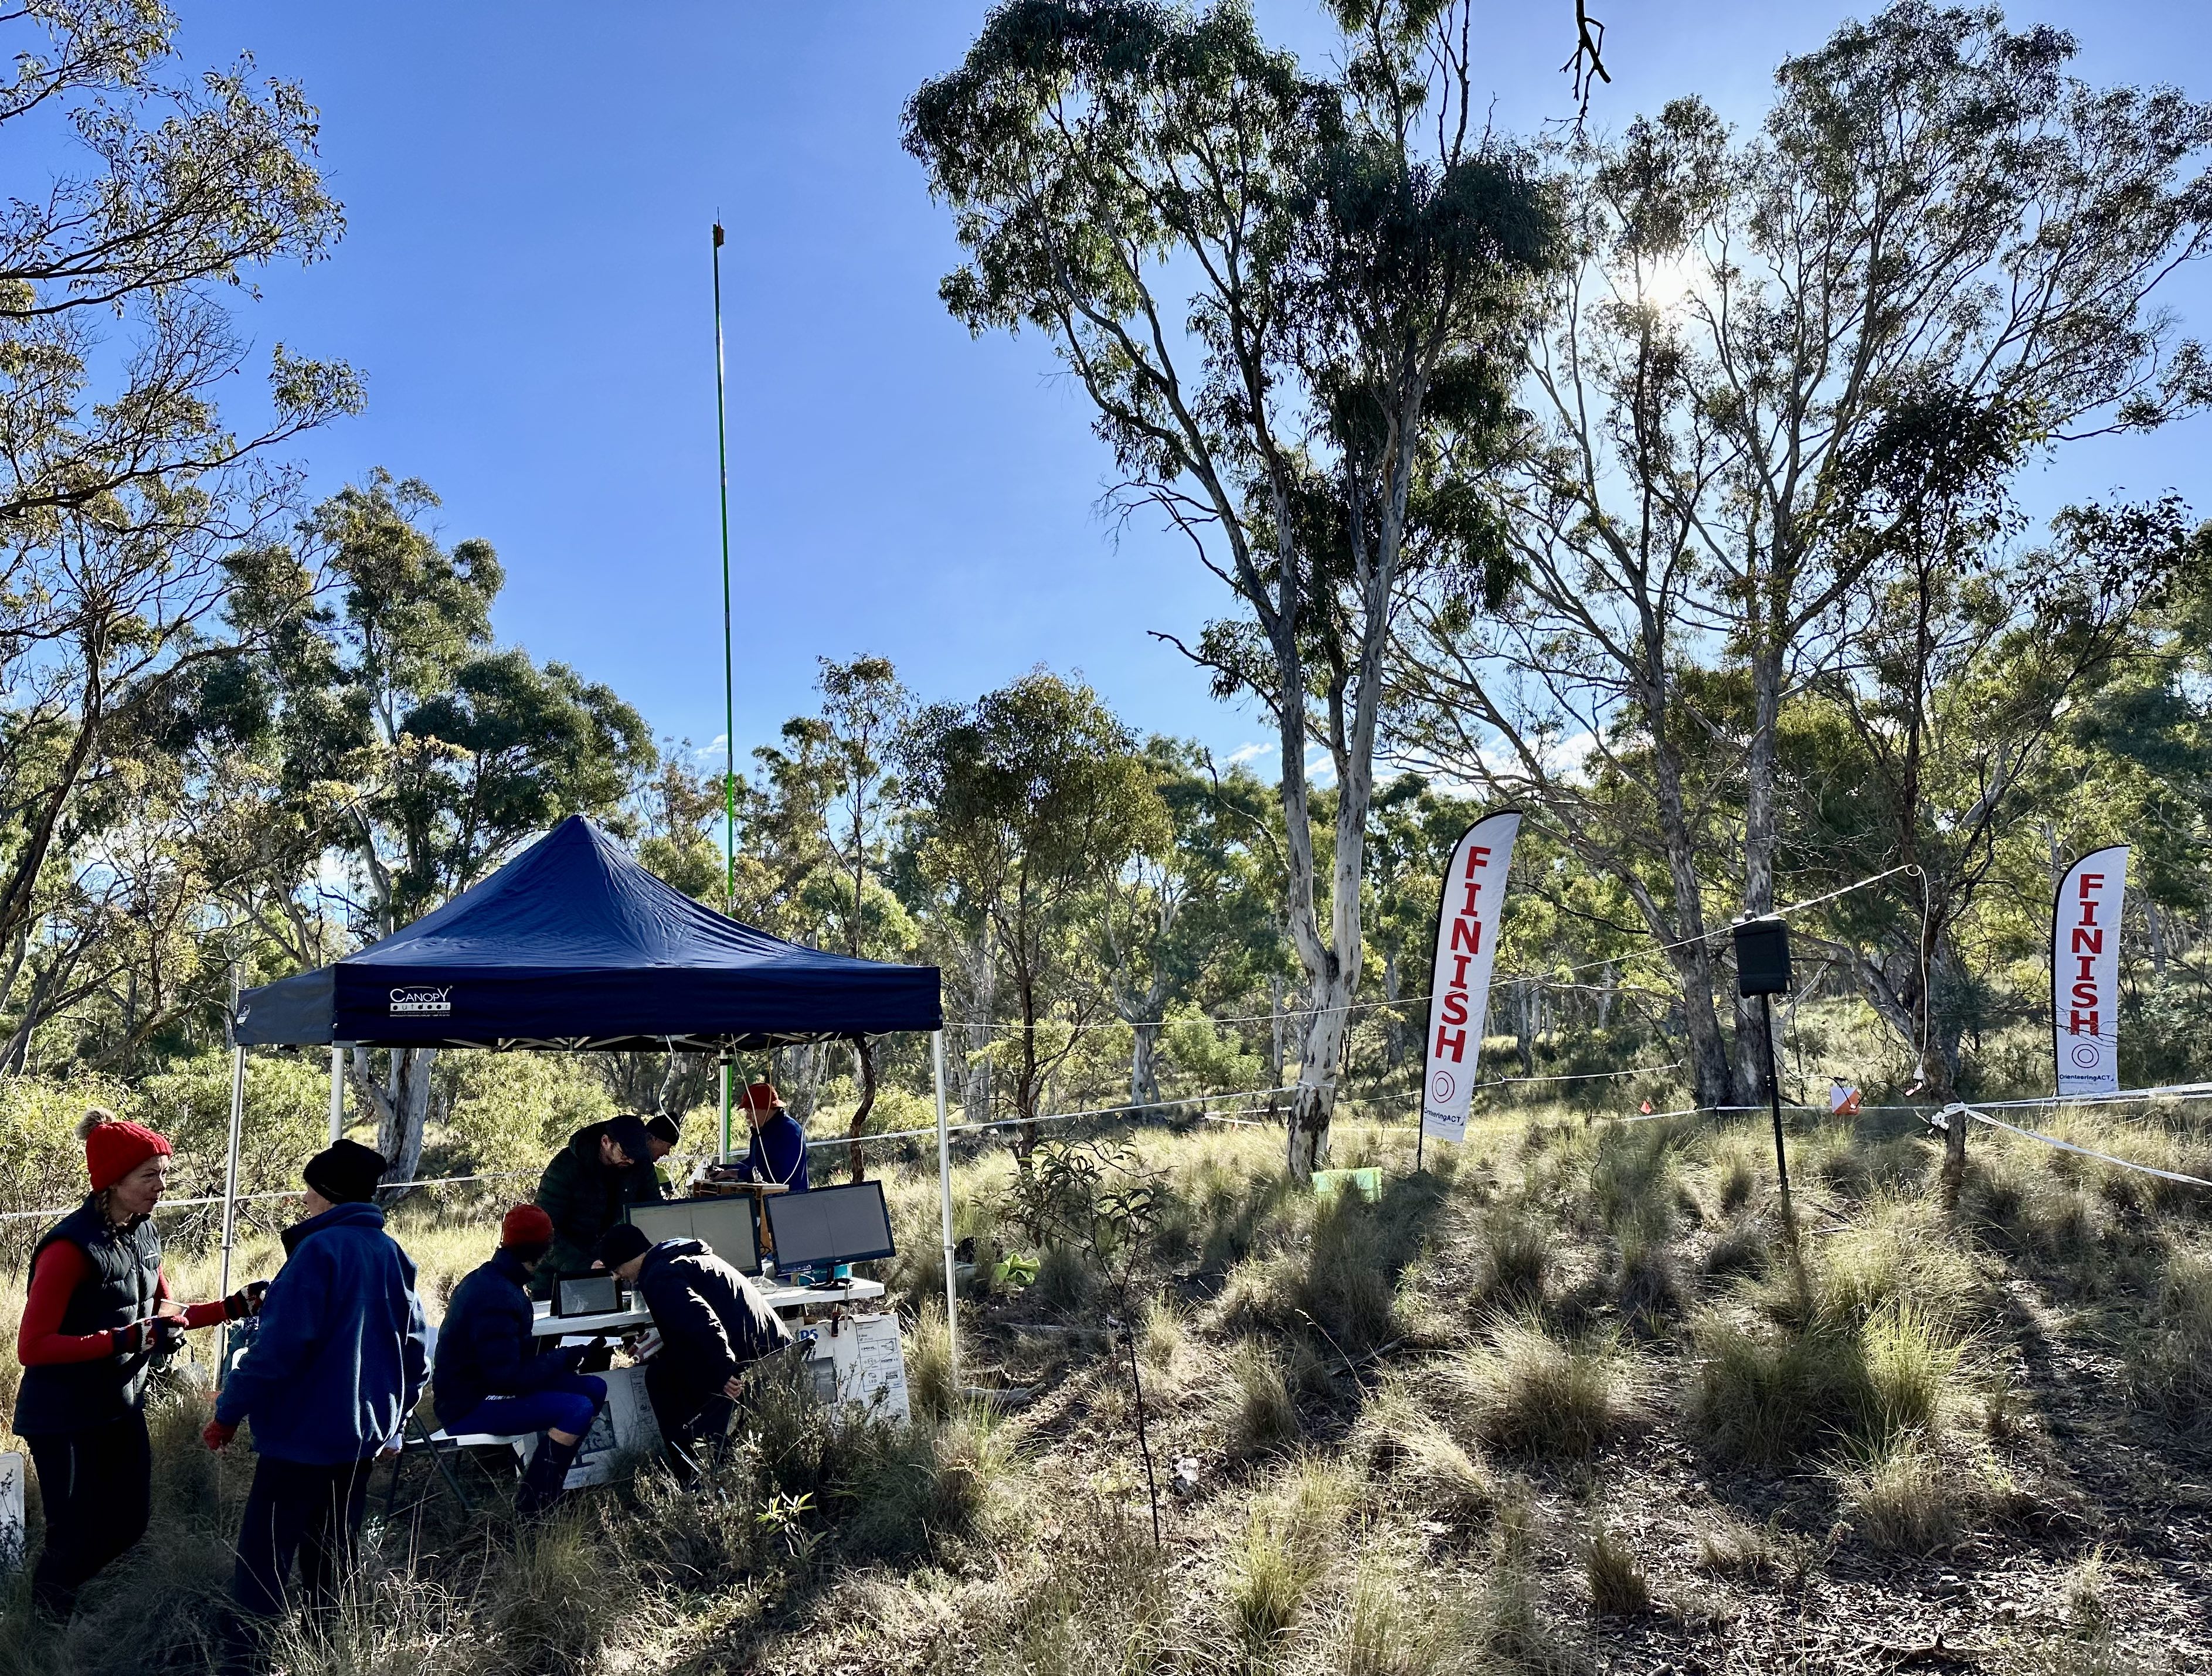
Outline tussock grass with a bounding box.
[1324,1549,1484,1676]
[1582,1522,1650,1615]
[1226,1458,1347,1664]
[1352,1375,1494,1533]
[1693,1512,1816,1583]
[1224,1338,1300,1458]
[905,1296,957,1422]
[1451,1318,1639,1459]
[1474,1209,1552,1306]
[1686,1312,1874,1466]
[2128,1245,2212,1422]
[1836,1438,1970,1554]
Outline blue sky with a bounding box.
[163,1,2212,781]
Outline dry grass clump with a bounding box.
[1474,1208,1552,1305]
[1224,1337,1301,1457]
[1582,1522,1651,1616]
[1226,1458,1348,1664]
[1701,1215,1771,1279]
[905,1297,957,1422]
[1809,1197,1986,1330]
[1351,1375,1494,1534]
[1836,1437,1970,1554]
[1320,1549,1484,1676]
[2128,1244,2212,1422]
[1687,1312,1874,1466]
[1693,1512,1817,1583]
[1450,1318,1640,1460]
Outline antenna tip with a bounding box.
[712,223,725,246]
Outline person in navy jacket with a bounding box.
[738,1082,808,1192]
[432,1204,607,1514]
[203,1139,429,1631]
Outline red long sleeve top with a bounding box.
[16,1239,226,1366]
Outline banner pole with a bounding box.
[932,1029,959,1391]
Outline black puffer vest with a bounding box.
[11,1195,162,1434]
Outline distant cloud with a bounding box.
[1226,741,1276,765]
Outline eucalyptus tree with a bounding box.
[901,671,1170,1157]
[1396,2,2212,1106]
[260,474,654,1182]
[0,1,358,982]
[908,0,1558,1174]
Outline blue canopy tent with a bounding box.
[218,815,961,1375]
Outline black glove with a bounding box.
[150,1317,186,1362]
[572,1338,614,1375]
[223,1281,270,1321]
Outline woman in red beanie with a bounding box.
[12,1110,264,1619]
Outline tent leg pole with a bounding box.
[219,1042,246,1373]
[719,1054,734,1162]
[932,1029,959,1393]
[328,1043,345,1145]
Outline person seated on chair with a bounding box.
[595,1221,790,1480]
[531,1113,662,1298]
[737,1082,808,1193]
[203,1140,429,1641]
[431,1205,609,1515]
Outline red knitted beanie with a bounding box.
[501,1203,555,1248]
[81,1110,172,1192]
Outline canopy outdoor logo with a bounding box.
[389,985,451,1016]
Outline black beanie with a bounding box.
[304,1138,388,1205]
[645,1114,681,1148]
[597,1222,653,1269]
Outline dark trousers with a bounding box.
[230,1453,376,1621]
[644,1359,733,1470]
[23,1411,152,1618]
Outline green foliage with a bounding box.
[439,1055,614,1180]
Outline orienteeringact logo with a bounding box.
[389,985,451,1017]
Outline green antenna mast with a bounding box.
[713,219,736,1160]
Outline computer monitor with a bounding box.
[764,1182,897,1270]
[554,1272,621,1318]
[624,1196,761,1274]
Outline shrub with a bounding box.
[837,1405,1008,1562]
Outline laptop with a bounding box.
[552,1271,623,1318]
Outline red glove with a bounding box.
[202,1418,236,1452]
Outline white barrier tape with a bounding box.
[1953,1103,2212,1190]
[0,1167,536,1225]
[804,1086,1301,1150]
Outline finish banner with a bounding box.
[2053,845,2128,1098]
[1421,811,1521,1145]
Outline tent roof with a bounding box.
[234,815,941,1050]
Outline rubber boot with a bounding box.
[514,1434,580,1517]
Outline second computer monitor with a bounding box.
[624,1196,761,1274]
[763,1181,897,1272]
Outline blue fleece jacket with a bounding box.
[216,1201,430,1464]
[743,1110,810,1192]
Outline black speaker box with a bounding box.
[1733,916,1792,997]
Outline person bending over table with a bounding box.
[737,1082,808,1192]
[532,1112,663,1298]
[431,1204,608,1515]
[203,1140,430,1645]
[13,1111,264,1621]
[595,1221,790,1480]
